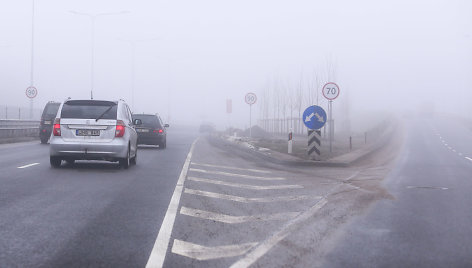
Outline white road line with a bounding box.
[466,157,472,162]
[180,206,300,224]
[230,198,328,268]
[145,138,199,268]
[188,176,303,190]
[184,188,320,203]
[189,168,285,181]
[191,162,271,174]
[171,239,257,261]
[452,149,456,153]
[406,186,449,190]
[458,153,463,156]
[448,146,452,150]
[17,163,40,169]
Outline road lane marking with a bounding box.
[17,163,40,169]
[230,198,328,268]
[466,157,472,162]
[145,138,199,268]
[171,239,257,261]
[180,206,300,224]
[458,153,463,156]
[191,162,271,174]
[184,188,320,203]
[189,168,285,181]
[448,146,452,150]
[406,186,449,190]
[187,176,303,190]
[452,149,456,153]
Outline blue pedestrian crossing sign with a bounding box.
[303,105,327,130]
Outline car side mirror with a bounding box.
[133,119,142,125]
[164,124,169,128]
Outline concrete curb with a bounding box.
[211,120,399,168]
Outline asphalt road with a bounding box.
[324,115,472,267]
[0,126,198,267]
[2,115,472,267]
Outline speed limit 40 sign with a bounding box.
[245,92,257,105]
[26,86,38,99]
[322,82,340,101]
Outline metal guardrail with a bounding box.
[0,119,40,129]
[0,120,40,139]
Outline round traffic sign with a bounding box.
[245,92,257,105]
[302,105,327,130]
[26,86,38,99]
[322,82,340,100]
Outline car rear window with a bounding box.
[132,115,161,128]
[61,100,117,119]
[41,103,60,118]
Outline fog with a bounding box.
[1,0,471,129]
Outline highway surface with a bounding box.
[0,127,198,267]
[1,116,472,267]
[324,116,472,267]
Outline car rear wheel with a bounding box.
[120,146,130,169]
[50,156,62,168]
[159,139,166,149]
[40,136,48,144]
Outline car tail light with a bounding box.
[153,129,163,134]
[115,120,125,137]
[53,119,61,136]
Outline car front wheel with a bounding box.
[131,148,137,165]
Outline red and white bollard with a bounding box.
[288,129,293,154]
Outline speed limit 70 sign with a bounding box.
[322,82,340,100]
[26,86,38,99]
[245,92,257,105]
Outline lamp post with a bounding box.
[29,0,36,118]
[69,10,129,99]
[117,38,159,110]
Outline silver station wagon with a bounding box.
[49,99,141,169]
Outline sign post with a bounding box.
[226,99,232,130]
[245,93,257,138]
[26,86,38,119]
[322,82,340,153]
[303,105,327,160]
[288,128,293,154]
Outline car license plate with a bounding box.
[137,128,149,133]
[44,120,51,125]
[76,129,100,136]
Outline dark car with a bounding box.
[39,101,61,144]
[132,114,169,148]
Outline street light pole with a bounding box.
[90,15,95,99]
[117,38,159,111]
[29,0,35,118]
[70,10,129,99]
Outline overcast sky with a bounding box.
[1,0,471,127]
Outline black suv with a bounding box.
[132,114,169,148]
[39,101,61,144]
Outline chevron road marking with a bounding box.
[187,176,303,190]
[180,206,300,224]
[171,239,257,261]
[184,188,320,203]
[189,168,285,181]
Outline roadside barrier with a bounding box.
[0,120,39,139]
